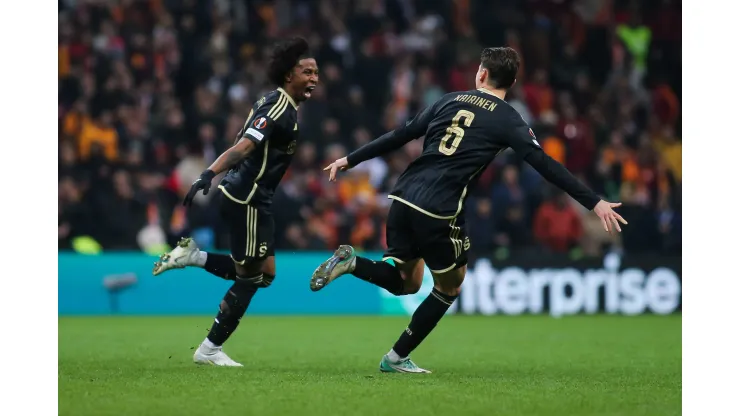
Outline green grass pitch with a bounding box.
[59,315,681,416]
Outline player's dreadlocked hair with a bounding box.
[267,37,312,86]
[480,47,520,89]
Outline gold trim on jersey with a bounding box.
[429,263,459,274]
[244,141,270,204]
[234,109,257,145]
[246,205,258,258]
[477,87,506,102]
[428,218,465,274]
[387,164,486,220]
[454,164,486,217]
[277,87,298,110]
[230,254,246,265]
[267,94,289,121]
[381,256,407,264]
[219,185,248,204]
[449,217,463,260]
[387,195,454,219]
[217,141,269,205]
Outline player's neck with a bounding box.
[477,85,507,101]
[281,85,303,107]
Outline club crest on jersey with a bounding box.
[253,117,268,129]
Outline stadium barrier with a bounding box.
[57,252,381,315]
[58,252,681,316]
[383,252,682,316]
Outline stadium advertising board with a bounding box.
[59,252,680,317]
[381,253,682,317]
[58,252,380,315]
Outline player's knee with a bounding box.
[402,279,422,295]
[432,266,466,297]
[235,270,265,288]
[398,260,424,295]
[260,256,276,276]
[433,284,461,298]
[257,273,275,288]
[236,259,265,278]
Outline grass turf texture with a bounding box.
[59,315,680,416]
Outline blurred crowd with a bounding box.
[58,0,681,258]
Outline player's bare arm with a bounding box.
[209,138,257,176]
[182,138,257,206]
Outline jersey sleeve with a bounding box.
[503,113,601,210]
[347,102,437,167]
[240,94,291,144]
[503,112,542,158]
[400,102,437,139]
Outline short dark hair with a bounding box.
[480,47,520,89]
[267,37,312,86]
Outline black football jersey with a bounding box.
[347,87,599,219]
[388,89,542,218]
[219,88,300,209]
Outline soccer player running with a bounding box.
[313,47,627,374]
[152,38,319,366]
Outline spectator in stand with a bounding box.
[523,68,555,120]
[57,0,680,258]
[534,190,584,254]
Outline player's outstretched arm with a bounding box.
[324,104,437,181]
[504,117,627,233]
[184,95,280,205]
[523,150,627,233]
[323,128,416,181]
[208,138,257,176]
[183,138,256,206]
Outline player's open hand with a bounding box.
[323,157,349,182]
[593,200,628,234]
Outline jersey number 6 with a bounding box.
[439,109,475,156]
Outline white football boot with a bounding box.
[379,354,431,374]
[193,342,243,367]
[152,237,201,276]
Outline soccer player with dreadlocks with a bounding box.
[153,37,319,366]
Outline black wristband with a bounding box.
[201,169,216,181]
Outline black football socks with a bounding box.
[206,276,260,346]
[203,253,238,280]
[391,288,458,359]
[352,256,405,295]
